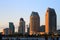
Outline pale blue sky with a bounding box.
[0,0,60,32]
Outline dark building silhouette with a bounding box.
[18,18,25,35]
[56,30,60,35]
[0,33,2,40]
[40,25,45,32]
[9,22,15,34]
[27,25,30,34]
[30,11,40,35]
[45,7,57,34]
[39,25,45,35]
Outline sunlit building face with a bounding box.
[30,12,40,35]
[45,8,57,34]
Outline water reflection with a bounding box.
[2,37,60,40]
[2,37,45,40]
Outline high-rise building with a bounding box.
[9,22,15,34]
[3,28,12,35]
[30,11,40,35]
[18,18,25,35]
[45,8,57,34]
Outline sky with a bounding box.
[0,0,60,32]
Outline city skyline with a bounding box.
[0,0,60,32]
[2,8,57,35]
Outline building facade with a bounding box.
[30,11,40,35]
[27,25,30,34]
[39,25,45,35]
[18,18,25,35]
[3,28,12,35]
[9,22,15,34]
[40,25,45,32]
[45,8,57,34]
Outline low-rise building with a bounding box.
[3,28,12,35]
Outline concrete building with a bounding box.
[18,18,25,35]
[30,11,40,35]
[3,28,12,35]
[9,22,15,34]
[45,7,57,34]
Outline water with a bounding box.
[2,37,45,40]
[2,37,60,40]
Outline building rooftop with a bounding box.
[20,18,24,21]
[9,22,13,24]
[4,28,10,30]
[31,11,39,16]
[47,7,56,15]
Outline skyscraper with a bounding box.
[18,18,25,35]
[45,8,57,34]
[30,11,40,35]
[9,22,15,34]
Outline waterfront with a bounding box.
[2,37,60,40]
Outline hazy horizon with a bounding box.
[0,0,60,32]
